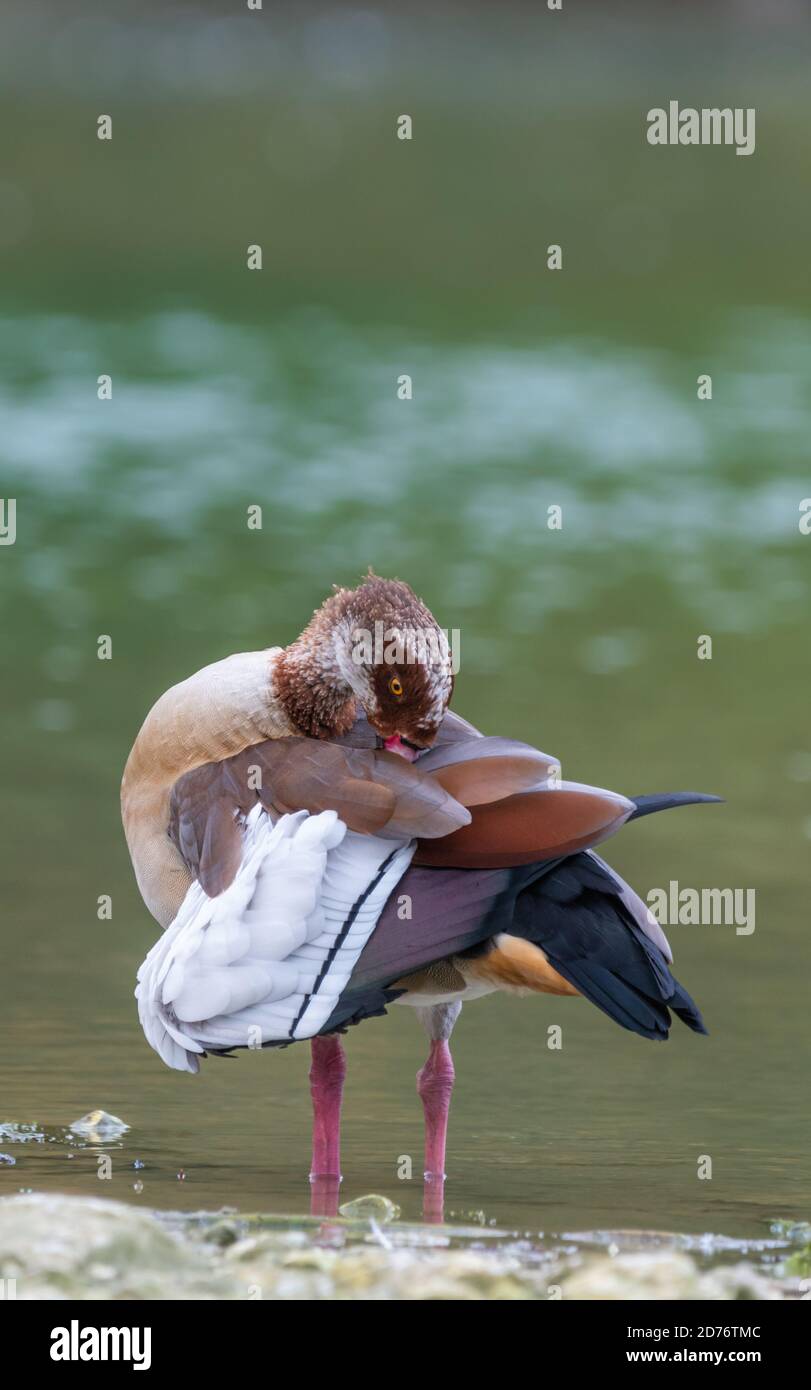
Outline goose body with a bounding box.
[122,577,718,1211]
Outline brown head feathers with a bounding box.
[274,573,454,744]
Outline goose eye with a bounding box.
[388,676,404,698]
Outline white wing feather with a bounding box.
[135,806,413,1073]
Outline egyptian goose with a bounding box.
[122,576,717,1216]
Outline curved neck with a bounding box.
[274,631,359,740]
[121,649,295,926]
[122,649,291,793]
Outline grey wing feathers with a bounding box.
[168,736,472,897]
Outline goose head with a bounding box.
[274,574,454,758]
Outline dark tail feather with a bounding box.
[513,852,710,1042]
[548,959,672,1039]
[629,792,723,820]
[669,979,709,1035]
[547,952,708,1041]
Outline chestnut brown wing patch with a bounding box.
[413,783,634,868]
[417,736,559,807]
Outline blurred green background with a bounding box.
[1,0,809,1236]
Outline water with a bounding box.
[1,1,809,1279]
[2,303,808,1244]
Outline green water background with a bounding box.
[1,1,809,1238]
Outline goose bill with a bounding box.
[383,734,420,762]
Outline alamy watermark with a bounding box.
[646,880,755,936]
[351,622,461,675]
[50,1321,151,1370]
[646,102,755,157]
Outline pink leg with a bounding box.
[417,1039,455,1184]
[309,1035,346,1216]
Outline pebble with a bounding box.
[69,1110,130,1139]
[338,1194,400,1223]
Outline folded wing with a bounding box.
[137,807,414,1070]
